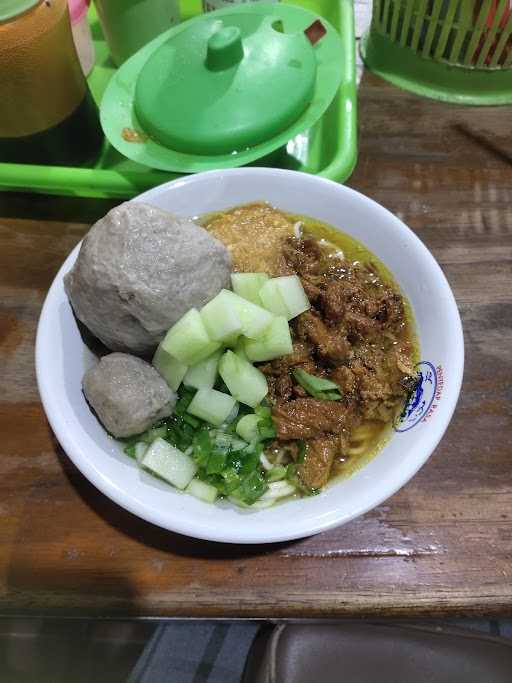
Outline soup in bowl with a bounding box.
[36,168,463,543]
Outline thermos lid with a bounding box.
[100,3,344,173]
[0,0,39,22]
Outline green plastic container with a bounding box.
[0,0,357,198]
[361,0,512,105]
[101,3,345,173]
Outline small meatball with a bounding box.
[83,353,175,438]
[65,202,231,356]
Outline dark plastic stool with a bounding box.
[243,622,512,683]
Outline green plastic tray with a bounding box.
[0,0,357,199]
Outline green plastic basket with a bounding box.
[361,0,512,105]
[0,0,357,199]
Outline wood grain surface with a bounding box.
[0,72,511,618]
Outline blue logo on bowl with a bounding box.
[394,361,439,433]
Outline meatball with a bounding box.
[83,353,176,438]
[64,202,231,356]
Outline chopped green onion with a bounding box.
[206,451,227,475]
[293,369,342,401]
[258,421,276,440]
[254,405,272,418]
[231,470,268,505]
[222,468,243,494]
[192,429,212,466]
[285,463,320,496]
[266,465,287,482]
[183,413,200,428]
[124,444,137,458]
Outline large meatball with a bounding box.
[83,353,175,438]
[64,202,231,355]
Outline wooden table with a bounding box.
[1,72,511,619]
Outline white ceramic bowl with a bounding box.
[36,168,463,544]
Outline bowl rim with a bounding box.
[36,168,464,544]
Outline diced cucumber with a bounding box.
[200,290,243,342]
[244,316,293,362]
[211,430,248,453]
[219,350,268,408]
[266,465,287,482]
[273,275,311,320]
[160,308,219,365]
[183,350,221,389]
[231,272,269,305]
[142,438,197,490]
[258,279,288,317]
[222,290,274,339]
[223,332,241,348]
[187,388,237,426]
[185,478,218,503]
[152,345,188,391]
[135,442,148,463]
[236,414,262,442]
[223,403,239,425]
[233,337,248,360]
[259,276,310,320]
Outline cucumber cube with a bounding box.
[200,290,243,342]
[273,275,311,319]
[233,337,248,361]
[236,414,262,442]
[183,350,221,390]
[152,345,188,391]
[223,290,274,339]
[134,442,148,463]
[160,308,220,365]
[231,272,269,305]
[219,350,268,408]
[142,438,197,490]
[259,276,310,320]
[258,279,288,317]
[185,478,218,503]
[187,388,237,426]
[244,316,293,362]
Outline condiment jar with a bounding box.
[0,0,103,165]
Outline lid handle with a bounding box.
[206,26,244,71]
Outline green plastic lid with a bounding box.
[101,3,344,173]
[0,0,39,22]
[134,14,317,155]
